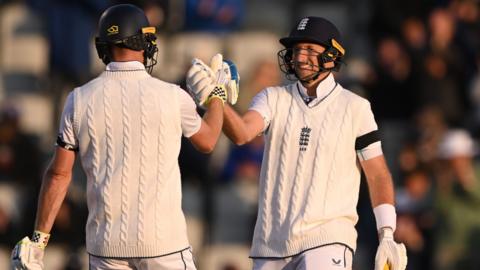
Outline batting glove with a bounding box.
[209,54,240,105]
[186,56,227,107]
[375,227,407,270]
[11,231,50,270]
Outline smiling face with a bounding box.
[292,43,323,75]
[291,42,333,87]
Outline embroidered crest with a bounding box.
[299,126,311,151]
[297,18,309,30]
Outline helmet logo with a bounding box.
[107,25,119,35]
[297,18,309,30]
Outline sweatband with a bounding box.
[373,203,397,232]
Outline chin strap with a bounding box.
[296,69,332,84]
[296,71,321,83]
[293,59,334,83]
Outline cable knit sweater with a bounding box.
[72,69,189,257]
[250,82,373,258]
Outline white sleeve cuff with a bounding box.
[373,203,397,232]
[357,141,382,161]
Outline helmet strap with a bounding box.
[296,70,321,83]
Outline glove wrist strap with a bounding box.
[31,230,50,249]
[379,227,394,240]
[206,85,227,106]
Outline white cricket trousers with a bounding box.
[252,244,353,270]
[88,248,196,270]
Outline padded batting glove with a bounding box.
[11,231,50,270]
[375,227,407,270]
[209,54,240,105]
[186,55,228,108]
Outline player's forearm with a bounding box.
[223,105,252,145]
[367,171,395,207]
[34,164,72,233]
[199,98,224,152]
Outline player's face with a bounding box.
[291,43,325,78]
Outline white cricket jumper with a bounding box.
[249,78,378,258]
[70,64,192,257]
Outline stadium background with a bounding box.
[1,0,480,269]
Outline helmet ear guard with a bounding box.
[142,32,158,73]
[142,28,157,59]
[320,38,345,71]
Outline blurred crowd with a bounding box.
[1,0,480,269]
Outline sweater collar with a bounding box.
[106,61,145,71]
[296,73,337,107]
[102,61,150,80]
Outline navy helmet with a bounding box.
[95,4,158,72]
[278,16,346,79]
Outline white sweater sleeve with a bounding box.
[248,88,272,132]
[178,89,202,137]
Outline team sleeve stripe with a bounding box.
[355,130,380,150]
[56,136,79,152]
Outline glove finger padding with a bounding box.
[187,66,213,92]
[396,243,407,270]
[209,53,224,76]
[186,61,216,107]
[11,237,45,270]
[222,60,240,105]
[191,58,216,79]
[375,234,408,270]
[208,54,240,105]
[374,256,388,270]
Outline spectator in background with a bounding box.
[26,0,109,133]
[419,51,464,125]
[395,168,435,270]
[419,8,471,126]
[370,37,418,121]
[450,0,480,91]
[184,0,244,32]
[0,104,43,242]
[367,36,418,182]
[415,106,448,167]
[434,129,480,270]
[221,135,264,185]
[469,58,480,133]
[235,59,281,113]
[401,17,428,58]
[400,17,428,82]
[0,104,43,268]
[110,0,170,30]
[368,0,432,42]
[0,104,42,190]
